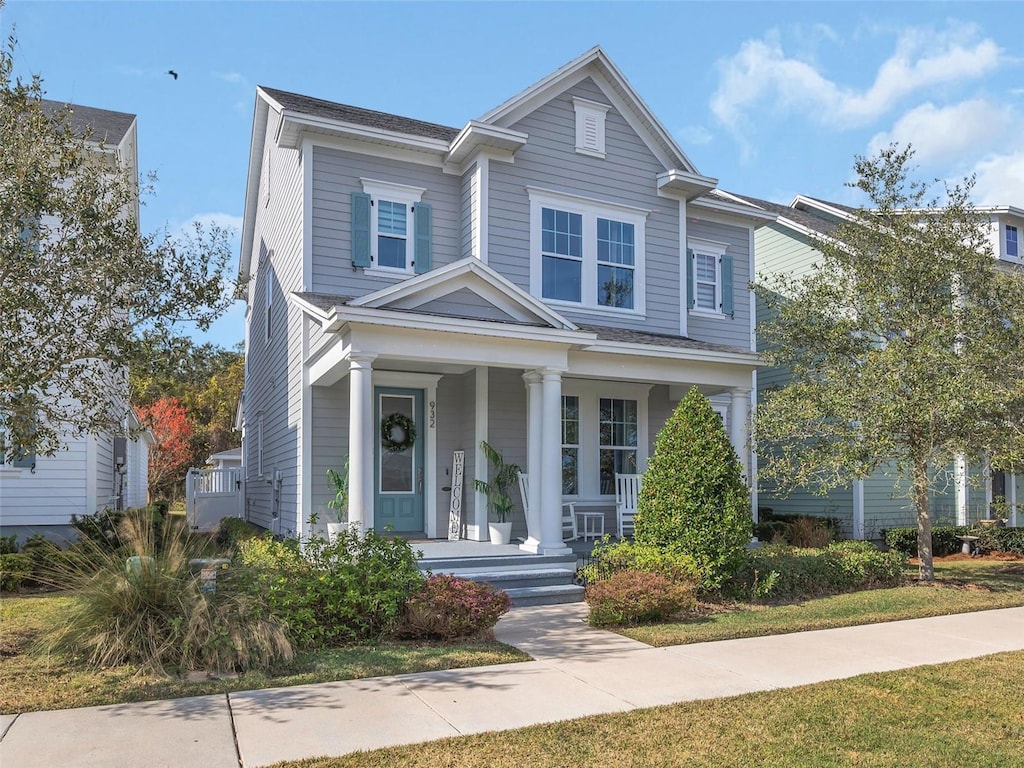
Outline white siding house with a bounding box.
[238,47,772,549]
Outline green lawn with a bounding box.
[0,593,528,714]
[271,650,1024,768]
[619,559,1024,646]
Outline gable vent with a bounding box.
[573,97,609,158]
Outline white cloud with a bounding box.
[867,99,1014,166]
[970,151,1024,205]
[678,125,713,146]
[712,24,1005,146]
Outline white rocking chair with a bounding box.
[615,473,641,539]
[517,472,578,542]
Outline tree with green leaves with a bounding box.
[635,387,751,589]
[755,146,1024,580]
[1,28,236,458]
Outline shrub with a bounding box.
[398,574,511,640]
[41,514,291,673]
[739,542,905,600]
[990,527,1024,555]
[580,537,699,586]
[635,387,751,589]
[882,525,1001,557]
[70,505,171,555]
[756,513,839,547]
[0,553,32,591]
[215,517,259,553]
[0,533,18,555]
[235,527,425,647]
[586,569,696,626]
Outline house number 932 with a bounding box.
[429,400,436,428]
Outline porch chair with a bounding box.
[516,472,578,542]
[615,473,641,539]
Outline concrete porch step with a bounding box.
[418,553,577,575]
[458,567,577,591]
[504,583,586,607]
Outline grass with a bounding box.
[0,592,528,714]
[270,650,1024,768]
[618,558,1024,647]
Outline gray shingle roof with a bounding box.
[731,193,839,236]
[260,86,460,143]
[577,324,750,354]
[40,99,135,144]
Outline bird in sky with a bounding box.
[167,70,178,80]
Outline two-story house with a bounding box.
[746,193,1023,539]
[0,101,152,543]
[238,47,770,552]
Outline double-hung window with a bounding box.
[561,395,580,495]
[530,188,646,314]
[599,397,638,495]
[1007,225,1018,259]
[352,179,431,275]
[687,239,734,316]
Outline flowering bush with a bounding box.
[398,574,511,640]
[586,569,696,626]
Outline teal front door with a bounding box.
[374,387,425,533]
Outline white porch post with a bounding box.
[1009,472,1018,527]
[729,388,750,485]
[955,454,968,525]
[538,368,571,554]
[347,354,376,534]
[521,371,543,551]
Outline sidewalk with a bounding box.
[2,605,1023,768]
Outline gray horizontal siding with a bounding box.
[413,288,518,322]
[686,218,751,349]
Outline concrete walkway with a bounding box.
[2,606,1023,768]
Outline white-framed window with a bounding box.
[559,381,650,498]
[687,238,733,316]
[0,429,35,473]
[264,265,274,344]
[257,412,264,478]
[1007,224,1018,259]
[529,187,647,315]
[360,178,426,274]
[573,97,609,158]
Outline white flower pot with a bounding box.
[488,522,512,545]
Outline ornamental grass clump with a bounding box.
[398,574,511,640]
[40,514,291,674]
[635,387,751,590]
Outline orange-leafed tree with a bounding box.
[138,396,194,500]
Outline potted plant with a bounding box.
[474,441,520,545]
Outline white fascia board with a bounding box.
[289,292,335,323]
[239,94,272,288]
[689,195,775,223]
[657,169,718,201]
[276,111,450,155]
[445,121,527,168]
[790,195,857,222]
[579,339,761,367]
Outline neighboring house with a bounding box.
[0,101,152,543]
[744,193,1023,538]
[238,47,771,551]
[206,447,243,471]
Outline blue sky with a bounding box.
[4,1,1022,349]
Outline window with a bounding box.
[573,97,609,158]
[264,265,274,344]
[561,395,579,495]
[257,413,264,478]
[687,239,734,316]
[354,179,429,274]
[1007,225,1018,259]
[0,430,35,473]
[530,188,646,314]
[599,398,638,494]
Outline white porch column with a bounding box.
[955,454,968,525]
[521,371,543,552]
[347,354,376,534]
[1010,472,1018,527]
[538,368,571,554]
[729,388,750,485]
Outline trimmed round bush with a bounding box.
[398,574,511,640]
[586,569,696,626]
[635,387,751,589]
[580,538,699,586]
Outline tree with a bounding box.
[635,387,751,589]
[754,146,1024,580]
[0,29,236,458]
[137,396,194,500]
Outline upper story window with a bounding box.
[573,97,610,158]
[264,264,274,344]
[529,187,647,316]
[687,239,734,317]
[352,179,431,275]
[1007,224,1018,259]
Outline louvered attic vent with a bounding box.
[573,97,610,158]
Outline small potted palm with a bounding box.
[474,441,520,545]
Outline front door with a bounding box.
[374,387,425,533]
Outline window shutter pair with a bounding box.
[685,249,735,316]
[350,192,432,274]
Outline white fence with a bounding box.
[186,467,244,532]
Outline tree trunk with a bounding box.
[913,457,934,581]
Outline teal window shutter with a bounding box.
[686,248,695,309]
[721,254,734,316]
[12,450,35,471]
[414,203,432,274]
[351,192,371,268]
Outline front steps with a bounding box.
[419,552,584,606]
